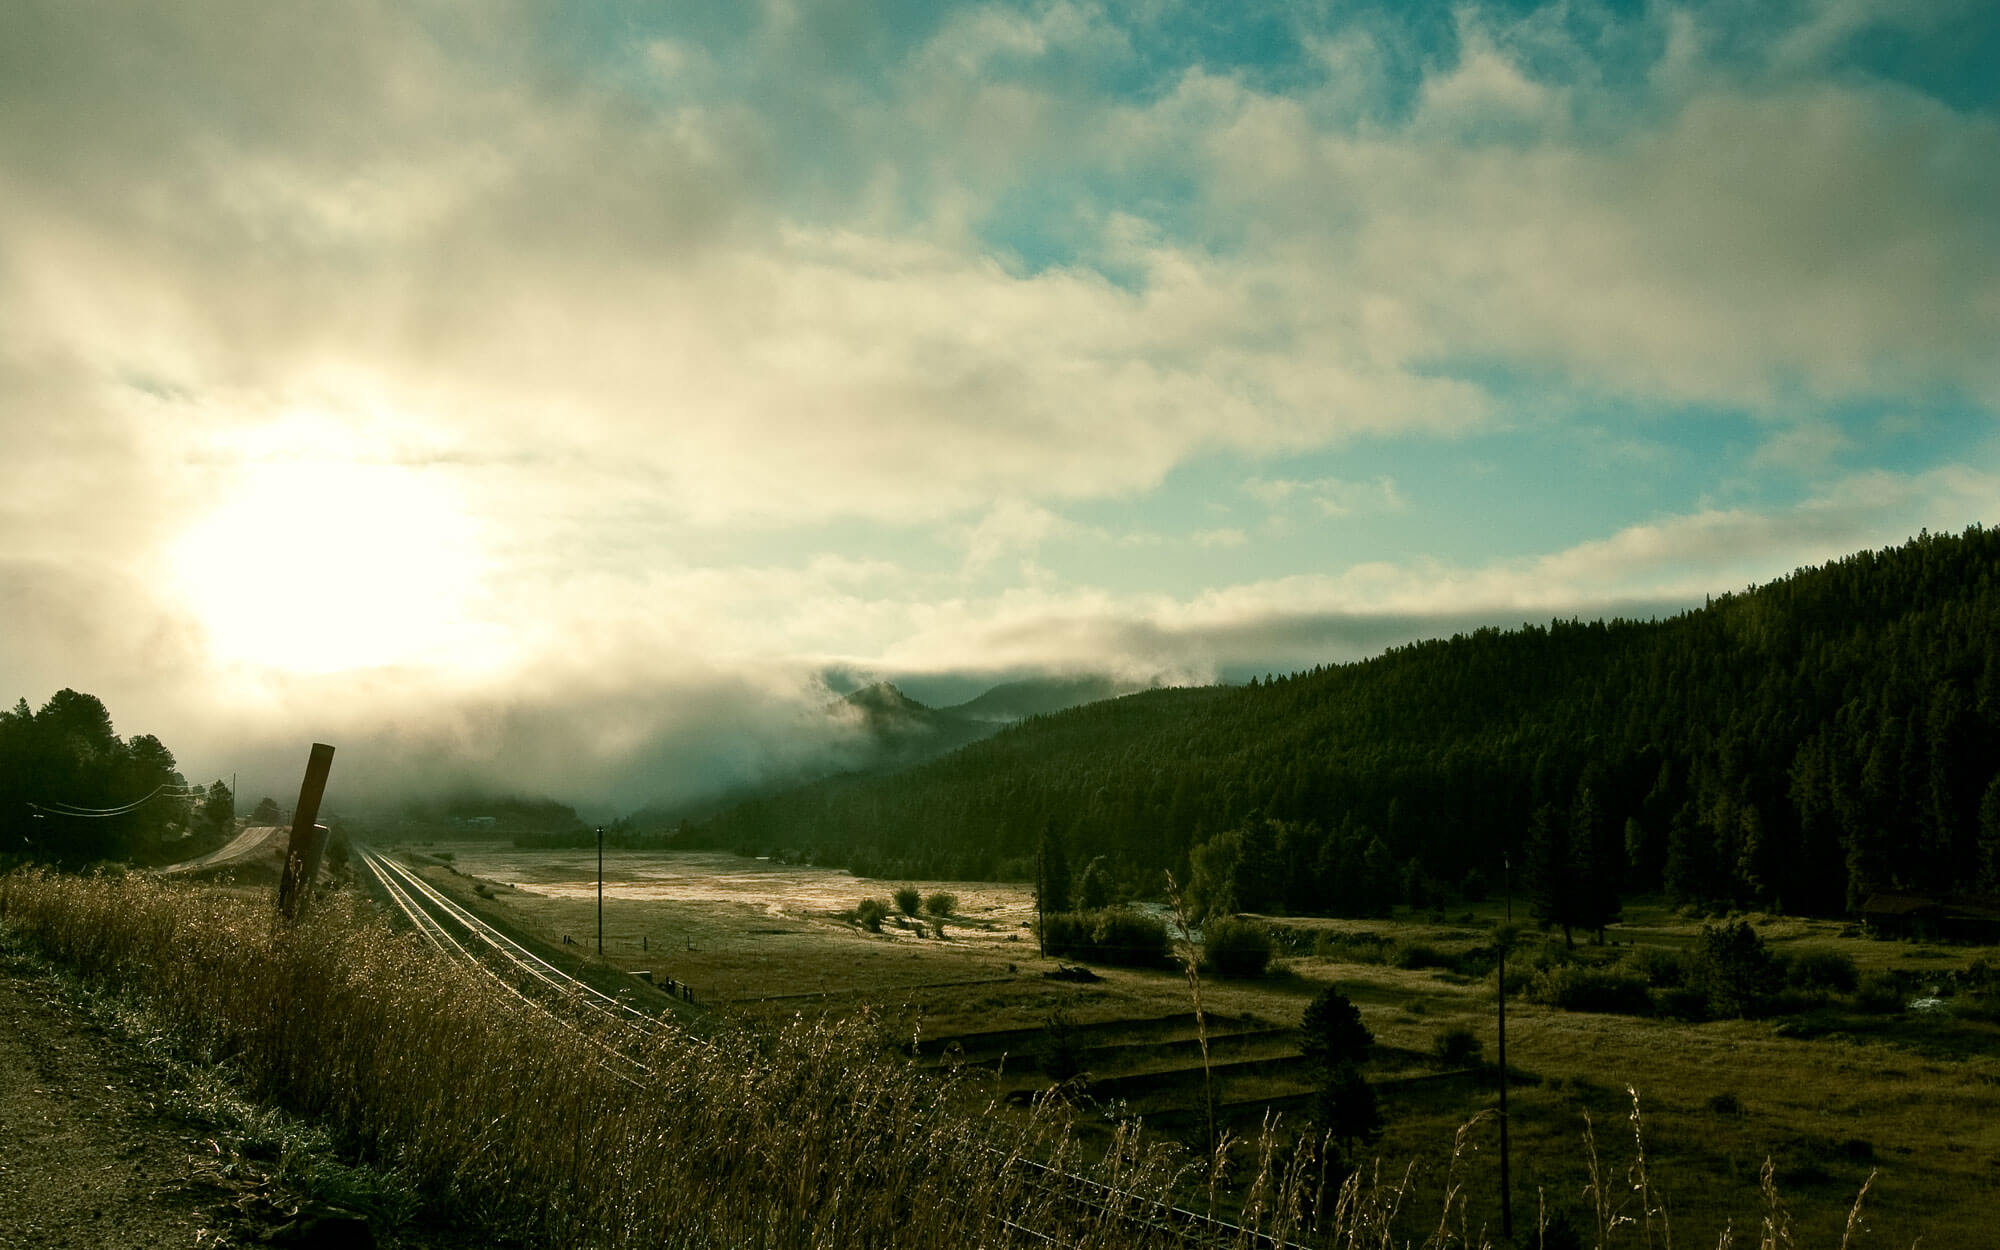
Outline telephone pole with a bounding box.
[1498,852,1513,1241]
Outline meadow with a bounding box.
[397,842,2000,1246]
[1,866,1368,1249]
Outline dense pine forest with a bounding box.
[0,690,216,866]
[696,527,2000,921]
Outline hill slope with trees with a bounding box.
[0,690,213,866]
[695,527,2000,919]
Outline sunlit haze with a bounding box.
[2,0,1995,809]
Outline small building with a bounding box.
[1861,891,2000,944]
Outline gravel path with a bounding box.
[0,961,237,1248]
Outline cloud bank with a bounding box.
[1,0,1994,810]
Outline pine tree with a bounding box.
[1036,821,1070,915]
[1977,774,2000,893]
[1299,988,1382,1163]
[1526,803,1578,948]
[1569,785,1622,941]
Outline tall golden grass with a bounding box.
[0,869,1871,1249]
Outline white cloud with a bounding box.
[1,2,1996,811]
[875,465,2000,676]
[963,499,1075,571]
[1245,476,1406,517]
[1750,421,1854,472]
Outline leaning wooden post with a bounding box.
[277,743,336,920]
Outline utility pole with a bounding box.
[1498,852,1513,1242]
[1034,840,1046,958]
[596,825,605,956]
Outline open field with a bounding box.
[390,843,2000,1246]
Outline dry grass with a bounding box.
[0,866,1540,1249]
[1,867,1911,1249]
[383,848,1999,1244]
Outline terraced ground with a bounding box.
[384,842,2000,1246]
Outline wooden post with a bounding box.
[300,823,331,893]
[277,743,336,920]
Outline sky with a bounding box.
[2,0,1997,812]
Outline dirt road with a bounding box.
[0,959,238,1248]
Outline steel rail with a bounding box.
[361,846,658,1031]
[355,845,1301,1249]
[354,846,653,1085]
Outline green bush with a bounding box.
[1391,941,1452,971]
[1951,992,2000,1023]
[1655,985,1711,1020]
[1315,931,1390,963]
[1852,971,1903,1014]
[1687,920,1782,1017]
[1090,908,1171,966]
[1623,945,1688,988]
[1527,965,1654,1015]
[1202,917,1274,979]
[1037,1005,1086,1081]
[1431,1025,1482,1068]
[893,886,922,916]
[1788,949,1859,996]
[922,891,957,917]
[856,898,889,932]
[1040,908,1170,967]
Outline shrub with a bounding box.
[856,897,889,932]
[1202,917,1274,979]
[1655,985,1711,1020]
[1688,920,1781,1017]
[1315,932,1390,964]
[1852,971,1903,1014]
[893,885,922,916]
[1039,910,1092,958]
[922,891,957,917]
[1037,1005,1086,1081]
[1391,941,1452,971]
[1623,945,1688,989]
[1526,965,1653,1015]
[1431,1025,1482,1068]
[1788,949,1859,996]
[1075,857,1115,911]
[1040,908,1170,968]
[1951,991,2000,1023]
[1089,908,1170,967]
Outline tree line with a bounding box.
[692,526,2000,920]
[0,689,236,866]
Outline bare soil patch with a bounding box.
[0,959,231,1249]
[0,946,490,1250]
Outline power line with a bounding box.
[28,783,192,819]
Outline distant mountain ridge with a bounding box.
[942,676,1134,723]
[837,676,1145,770]
[697,526,2000,919]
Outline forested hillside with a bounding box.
[0,690,207,866]
[697,527,2000,919]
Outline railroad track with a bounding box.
[353,844,668,1082]
[353,844,1305,1249]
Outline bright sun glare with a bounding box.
[171,425,491,675]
